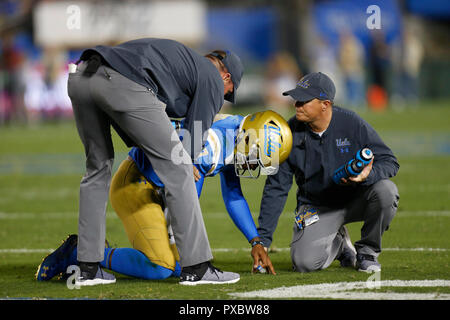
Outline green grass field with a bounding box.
[0,101,449,300]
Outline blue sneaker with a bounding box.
[36,234,78,281]
[356,253,381,272]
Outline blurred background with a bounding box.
[0,2,449,298]
[0,0,449,125]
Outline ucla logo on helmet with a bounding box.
[264,124,281,157]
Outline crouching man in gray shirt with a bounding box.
[68,38,243,285]
[256,72,399,273]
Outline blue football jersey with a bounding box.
[129,115,243,187]
[128,114,259,242]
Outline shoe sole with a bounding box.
[179,277,240,286]
[358,265,381,273]
[75,278,116,286]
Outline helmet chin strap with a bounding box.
[234,163,261,179]
[234,153,278,178]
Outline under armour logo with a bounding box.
[185,275,195,281]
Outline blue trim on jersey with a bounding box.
[128,147,165,188]
[128,120,184,188]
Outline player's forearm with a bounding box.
[225,197,259,242]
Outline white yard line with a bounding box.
[383,247,449,252]
[396,211,450,217]
[0,211,448,254]
[1,210,449,219]
[212,247,449,252]
[0,212,117,219]
[0,248,54,253]
[1,247,448,254]
[229,280,450,300]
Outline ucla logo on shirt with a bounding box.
[336,138,351,147]
[264,124,281,157]
[336,138,351,154]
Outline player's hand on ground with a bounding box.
[341,158,374,185]
[251,244,276,275]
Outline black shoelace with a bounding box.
[208,262,223,274]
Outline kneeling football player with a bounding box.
[36,110,292,285]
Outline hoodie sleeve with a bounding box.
[359,119,399,186]
[257,158,295,248]
[182,63,224,160]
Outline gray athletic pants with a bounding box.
[67,61,213,267]
[291,179,399,272]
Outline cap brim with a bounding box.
[282,88,316,102]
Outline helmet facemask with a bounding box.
[234,134,261,179]
[234,126,280,179]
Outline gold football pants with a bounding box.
[109,157,180,270]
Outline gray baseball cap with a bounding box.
[283,72,336,102]
[210,50,244,103]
